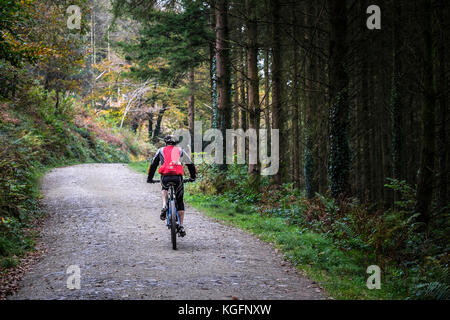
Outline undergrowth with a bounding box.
[0,85,149,270]
[182,163,449,300]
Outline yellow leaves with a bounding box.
[20,0,35,5]
[146,57,169,72]
[1,31,20,47]
[0,216,12,226]
[1,29,57,63]
[1,0,84,65]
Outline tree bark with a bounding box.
[239,46,247,132]
[246,0,260,188]
[304,2,317,197]
[291,7,300,189]
[210,0,218,129]
[270,0,283,184]
[436,0,448,210]
[391,0,404,204]
[415,0,436,225]
[233,70,239,130]
[153,103,167,142]
[188,67,195,150]
[148,113,154,140]
[215,0,232,171]
[262,47,271,172]
[328,0,350,199]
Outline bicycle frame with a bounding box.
[150,178,192,250]
[166,185,179,229]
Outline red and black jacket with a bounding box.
[147,146,196,181]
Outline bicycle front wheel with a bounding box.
[170,200,177,250]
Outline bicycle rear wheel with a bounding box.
[170,200,177,250]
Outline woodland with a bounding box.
[0,0,448,299]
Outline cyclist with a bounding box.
[147,135,196,237]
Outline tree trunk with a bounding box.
[131,121,138,134]
[391,0,404,204]
[210,0,218,129]
[239,47,247,132]
[304,2,317,198]
[233,70,239,130]
[291,7,300,189]
[246,0,260,188]
[415,0,436,226]
[148,113,154,140]
[55,90,60,110]
[188,67,195,151]
[153,103,167,142]
[270,0,283,184]
[436,0,448,210]
[264,49,271,142]
[215,0,232,171]
[148,81,157,140]
[328,0,350,199]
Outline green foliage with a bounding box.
[189,162,270,205]
[125,159,447,299]
[0,256,19,269]
[413,281,450,300]
[0,0,150,274]
[113,0,211,82]
[0,85,135,268]
[0,215,33,267]
[181,162,449,299]
[384,178,416,211]
[184,191,407,299]
[0,0,32,66]
[410,264,450,300]
[1,0,91,98]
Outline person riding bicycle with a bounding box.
[147,135,196,237]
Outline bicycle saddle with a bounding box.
[165,182,178,187]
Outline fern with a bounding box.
[413,282,450,300]
[411,267,450,300]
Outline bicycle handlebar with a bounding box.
[149,178,194,184]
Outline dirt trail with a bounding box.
[8,164,324,300]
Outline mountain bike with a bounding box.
[152,178,192,250]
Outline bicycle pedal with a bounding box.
[177,227,186,237]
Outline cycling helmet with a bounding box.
[164,135,177,145]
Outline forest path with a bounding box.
[9,164,324,300]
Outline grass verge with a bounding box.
[128,160,161,179]
[184,192,410,300]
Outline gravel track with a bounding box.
[8,164,324,300]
